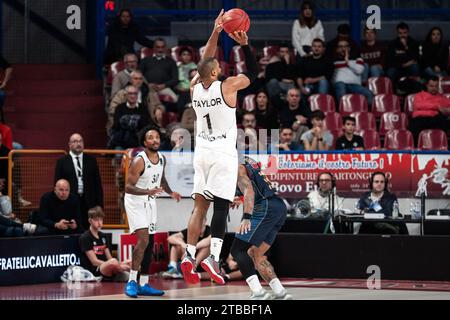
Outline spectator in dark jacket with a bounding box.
[421,27,449,78]
[103,9,154,64]
[360,27,386,83]
[326,24,360,61]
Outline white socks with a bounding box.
[169,261,177,269]
[139,274,149,287]
[210,237,223,262]
[129,269,138,282]
[269,278,285,295]
[186,244,197,258]
[246,275,264,294]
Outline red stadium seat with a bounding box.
[234,61,247,75]
[163,112,179,126]
[379,112,409,137]
[418,129,448,151]
[404,94,416,116]
[171,45,198,63]
[368,77,393,95]
[263,45,279,59]
[330,130,343,148]
[338,94,369,116]
[199,45,224,61]
[350,112,377,132]
[384,129,415,150]
[359,130,381,150]
[140,47,153,60]
[107,61,125,86]
[308,94,336,113]
[242,94,256,112]
[372,94,401,118]
[323,112,342,132]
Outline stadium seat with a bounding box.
[359,130,381,150]
[323,112,342,132]
[199,45,224,61]
[140,47,153,60]
[163,112,179,127]
[171,45,198,63]
[107,61,125,86]
[404,94,416,116]
[234,61,247,75]
[379,112,409,137]
[338,94,369,116]
[372,94,401,118]
[368,77,393,95]
[242,94,256,112]
[350,112,377,132]
[263,45,279,59]
[417,129,448,151]
[308,94,336,113]
[330,130,343,148]
[384,129,415,150]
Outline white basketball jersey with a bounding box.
[127,151,164,200]
[192,80,237,156]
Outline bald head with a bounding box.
[54,179,70,201]
[69,133,84,155]
[197,57,219,79]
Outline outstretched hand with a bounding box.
[228,31,248,46]
[213,9,224,33]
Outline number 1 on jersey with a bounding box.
[203,113,213,135]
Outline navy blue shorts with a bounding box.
[235,196,287,247]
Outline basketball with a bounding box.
[222,8,250,34]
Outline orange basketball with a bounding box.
[222,8,250,34]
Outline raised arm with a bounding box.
[202,9,224,59]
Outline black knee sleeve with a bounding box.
[140,233,154,274]
[211,196,230,239]
[230,238,256,279]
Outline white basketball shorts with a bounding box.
[124,194,157,234]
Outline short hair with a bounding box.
[337,24,351,35]
[425,75,439,83]
[197,57,217,78]
[397,22,409,31]
[242,111,255,119]
[312,38,325,46]
[139,125,161,146]
[280,127,293,133]
[180,47,192,55]
[364,26,377,34]
[343,116,356,125]
[279,42,291,50]
[311,110,325,120]
[88,206,104,220]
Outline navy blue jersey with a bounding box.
[236,158,276,202]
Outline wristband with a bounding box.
[242,213,252,220]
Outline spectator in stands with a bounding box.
[333,39,374,107]
[274,127,303,151]
[275,88,311,129]
[238,112,265,152]
[36,179,83,235]
[254,90,279,130]
[421,27,449,78]
[170,127,192,152]
[360,27,385,83]
[149,105,172,151]
[176,48,197,114]
[307,172,344,215]
[357,172,407,234]
[386,22,421,82]
[0,201,37,237]
[162,217,211,279]
[291,1,325,61]
[180,102,195,146]
[265,44,298,99]
[109,70,164,135]
[79,207,130,281]
[301,110,333,151]
[103,8,153,65]
[335,116,365,150]
[292,115,309,147]
[109,85,152,150]
[0,55,12,123]
[111,53,139,99]
[297,38,333,95]
[54,133,104,230]
[0,123,12,150]
[409,76,450,144]
[140,38,179,111]
[326,24,360,61]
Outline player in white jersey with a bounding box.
[124,126,181,298]
[181,9,258,285]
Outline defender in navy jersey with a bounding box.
[230,157,293,300]
[181,10,259,285]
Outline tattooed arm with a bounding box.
[237,165,255,214]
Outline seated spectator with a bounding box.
[421,27,449,78]
[360,27,385,83]
[335,116,364,150]
[150,105,172,150]
[238,112,265,152]
[409,76,450,144]
[0,208,38,238]
[109,70,164,135]
[176,47,197,92]
[162,217,211,279]
[111,53,139,99]
[254,90,279,130]
[301,110,333,151]
[333,39,374,107]
[109,85,152,150]
[297,38,333,95]
[274,127,303,151]
[36,179,83,235]
[386,22,421,83]
[274,88,311,129]
[0,55,12,123]
[307,172,344,215]
[326,24,360,61]
[292,115,309,146]
[170,127,192,152]
[79,206,130,281]
[265,44,298,99]
[291,1,325,61]
[180,102,195,144]
[103,9,153,65]
[140,38,179,111]
[357,172,407,235]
